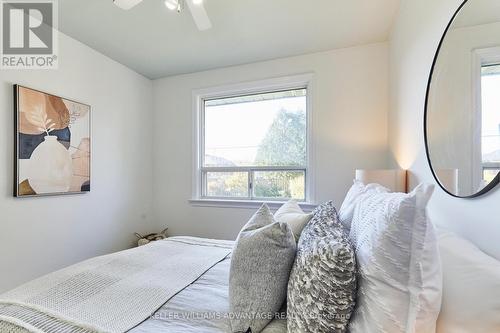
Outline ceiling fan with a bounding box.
[113,0,212,31]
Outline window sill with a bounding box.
[188,199,317,212]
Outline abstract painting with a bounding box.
[14,85,91,197]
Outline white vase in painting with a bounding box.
[28,135,73,194]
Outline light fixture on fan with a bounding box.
[113,0,212,31]
[164,0,204,13]
[113,0,143,10]
[164,0,181,12]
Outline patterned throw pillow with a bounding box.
[287,201,357,333]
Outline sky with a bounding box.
[481,72,500,159]
[204,95,306,166]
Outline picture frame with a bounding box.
[14,85,91,197]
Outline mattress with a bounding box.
[130,253,287,333]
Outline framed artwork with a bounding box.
[14,85,91,197]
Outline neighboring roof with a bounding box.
[484,149,500,163]
[204,155,236,167]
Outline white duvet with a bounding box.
[0,237,287,333]
[131,252,287,333]
[0,237,232,333]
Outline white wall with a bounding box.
[153,43,390,240]
[389,0,500,259]
[0,33,155,293]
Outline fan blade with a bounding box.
[113,0,144,10]
[186,0,212,31]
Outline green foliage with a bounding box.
[207,172,247,197]
[253,171,305,200]
[253,109,306,199]
[255,109,306,167]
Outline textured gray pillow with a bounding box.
[229,204,296,333]
[287,201,357,333]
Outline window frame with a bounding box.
[483,163,500,173]
[191,74,315,207]
[472,47,500,189]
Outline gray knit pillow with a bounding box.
[229,204,296,333]
[287,201,357,333]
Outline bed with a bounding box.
[131,251,286,333]
[0,237,286,333]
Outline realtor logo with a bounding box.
[1,0,58,69]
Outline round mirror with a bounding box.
[425,0,500,198]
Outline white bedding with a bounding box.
[131,252,287,333]
[0,237,232,333]
[0,238,287,333]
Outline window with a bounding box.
[480,64,500,184]
[193,76,312,203]
[472,48,500,189]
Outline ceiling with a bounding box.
[453,0,500,29]
[58,0,400,79]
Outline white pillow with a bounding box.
[274,200,312,242]
[437,231,500,333]
[338,180,390,231]
[348,183,442,333]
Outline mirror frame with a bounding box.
[424,0,500,198]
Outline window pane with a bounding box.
[481,65,500,166]
[205,172,248,198]
[483,169,500,184]
[204,89,307,167]
[253,171,305,200]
